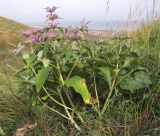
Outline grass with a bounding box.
[0,70,31,135]
[0,69,159,136]
[0,16,160,135]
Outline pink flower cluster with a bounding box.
[22,30,60,45]
[32,28,44,34]
[21,6,84,46]
[22,30,32,37]
[65,33,81,39]
[22,29,44,44]
[22,28,43,37]
[13,48,18,54]
[46,6,58,13]
[31,35,43,43]
[48,22,59,28]
[46,13,59,21]
[46,6,60,21]
[47,33,59,40]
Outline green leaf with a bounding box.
[36,67,52,92]
[23,53,29,60]
[42,58,50,67]
[65,76,91,104]
[31,94,37,107]
[26,54,35,69]
[0,126,5,136]
[37,50,43,60]
[21,80,35,85]
[123,58,138,68]
[62,47,73,59]
[120,71,152,92]
[16,44,25,54]
[130,59,138,68]
[41,95,49,101]
[131,48,142,57]
[98,67,112,89]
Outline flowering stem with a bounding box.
[56,59,81,129]
[50,45,84,123]
[66,57,79,80]
[56,58,84,123]
[93,72,100,111]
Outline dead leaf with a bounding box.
[15,122,37,136]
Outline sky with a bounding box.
[0,0,158,24]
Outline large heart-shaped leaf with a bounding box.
[120,71,152,92]
[65,76,91,104]
[36,67,52,92]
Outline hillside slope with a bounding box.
[0,17,29,64]
[0,16,29,51]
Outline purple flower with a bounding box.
[46,13,59,20]
[74,33,81,39]
[65,33,81,39]
[65,33,74,39]
[46,6,58,13]
[48,22,59,28]
[38,36,44,42]
[47,33,58,40]
[13,48,18,54]
[31,35,43,43]
[22,30,33,37]
[32,28,44,34]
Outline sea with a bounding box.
[26,20,143,31]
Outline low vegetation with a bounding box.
[0,6,160,136]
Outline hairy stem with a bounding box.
[57,88,81,130]
[38,96,69,120]
[32,68,73,111]
[93,72,100,110]
[100,67,119,119]
[56,60,84,123]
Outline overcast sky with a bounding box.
[0,0,158,24]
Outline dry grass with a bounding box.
[0,17,29,68]
[0,16,28,47]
